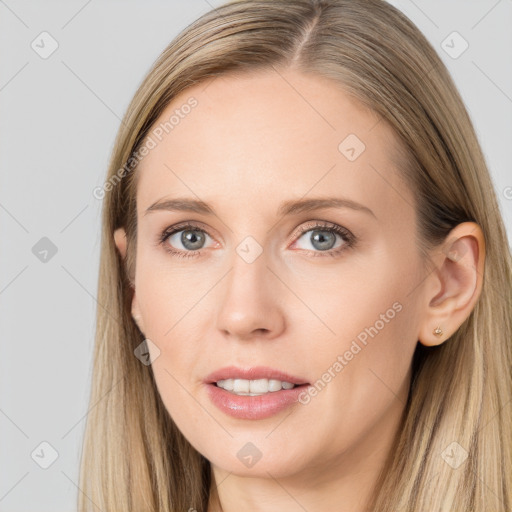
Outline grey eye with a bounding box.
[295,229,344,252]
[167,229,211,251]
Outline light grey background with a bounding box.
[0,1,510,510]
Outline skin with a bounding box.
[114,68,485,512]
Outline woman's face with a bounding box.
[119,69,429,481]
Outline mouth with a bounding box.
[204,367,311,420]
[204,366,310,396]
[213,378,305,396]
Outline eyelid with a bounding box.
[159,221,219,243]
[288,220,354,245]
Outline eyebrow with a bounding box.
[144,196,376,219]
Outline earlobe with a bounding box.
[418,222,485,347]
[114,227,127,259]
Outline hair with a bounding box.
[78,0,512,510]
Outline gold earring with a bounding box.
[433,326,443,337]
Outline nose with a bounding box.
[215,247,286,341]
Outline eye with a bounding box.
[159,221,356,259]
[159,222,214,259]
[291,222,355,257]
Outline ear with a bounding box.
[114,227,127,259]
[418,222,485,347]
[113,227,145,333]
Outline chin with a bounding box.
[202,438,313,480]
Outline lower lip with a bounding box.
[205,383,310,420]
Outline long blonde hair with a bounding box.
[78,1,512,510]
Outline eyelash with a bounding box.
[158,221,356,259]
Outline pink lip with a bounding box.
[204,366,310,420]
[204,366,309,385]
[205,384,310,420]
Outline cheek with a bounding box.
[137,278,200,368]
[287,254,414,350]
[135,252,206,337]
[298,252,420,406]
[137,272,207,440]
[134,255,208,371]
[291,284,418,459]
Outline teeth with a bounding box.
[216,378,297,395]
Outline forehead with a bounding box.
[135,69,412,221]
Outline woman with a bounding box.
[79,0,512,510]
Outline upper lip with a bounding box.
[204,366,309,385]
